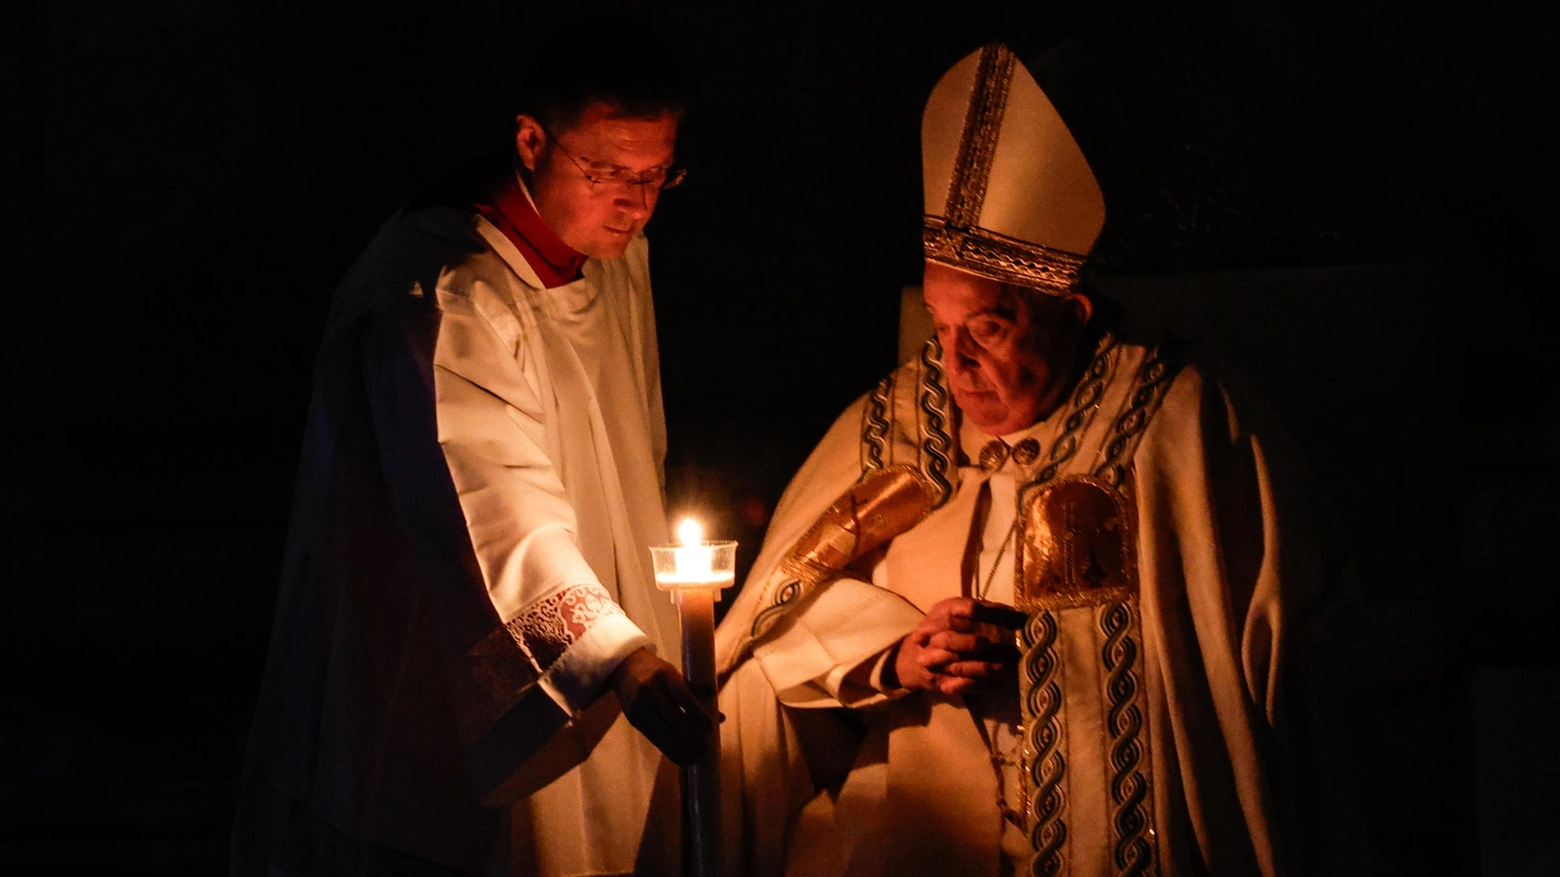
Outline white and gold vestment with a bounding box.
[716,333,1363,877]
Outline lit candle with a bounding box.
[673,518,716,583]
[649,518,737,877]
[657,518,734,595]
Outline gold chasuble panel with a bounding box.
[1015,476,1137,613]
[1016,473,1157,877]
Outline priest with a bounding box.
[232,21,710,877]
[715,43,1367,877]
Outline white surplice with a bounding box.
[449,216,683,875]
[233,201,680,877]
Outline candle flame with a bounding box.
[677,518,703,547]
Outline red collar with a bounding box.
[474,165,586,288]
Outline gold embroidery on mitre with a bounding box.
[1015,475,1138,612]
[924,217,1086,296]
[943,43,1017,229]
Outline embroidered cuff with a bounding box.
[503,583,649,716]
[540,612,649,716]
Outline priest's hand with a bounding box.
[888,597,1022,696]
[610,647,713,766]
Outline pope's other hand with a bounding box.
[610,647,712,765]
[891,597,1021,696]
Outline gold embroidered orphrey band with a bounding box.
[1016,344,1179,877]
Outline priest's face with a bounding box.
[924,262,1092,436]
[516,103,679,260]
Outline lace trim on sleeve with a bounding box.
[503,582,625,674]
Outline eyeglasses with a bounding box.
[540,125,687,194]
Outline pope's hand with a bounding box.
[890,597,1022,696]
[610,647,712,765]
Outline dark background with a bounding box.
[2,1,1556,873]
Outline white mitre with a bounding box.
[922,43,1106,296]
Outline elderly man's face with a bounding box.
[924,262,1092,436]
[516,102,679,260]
